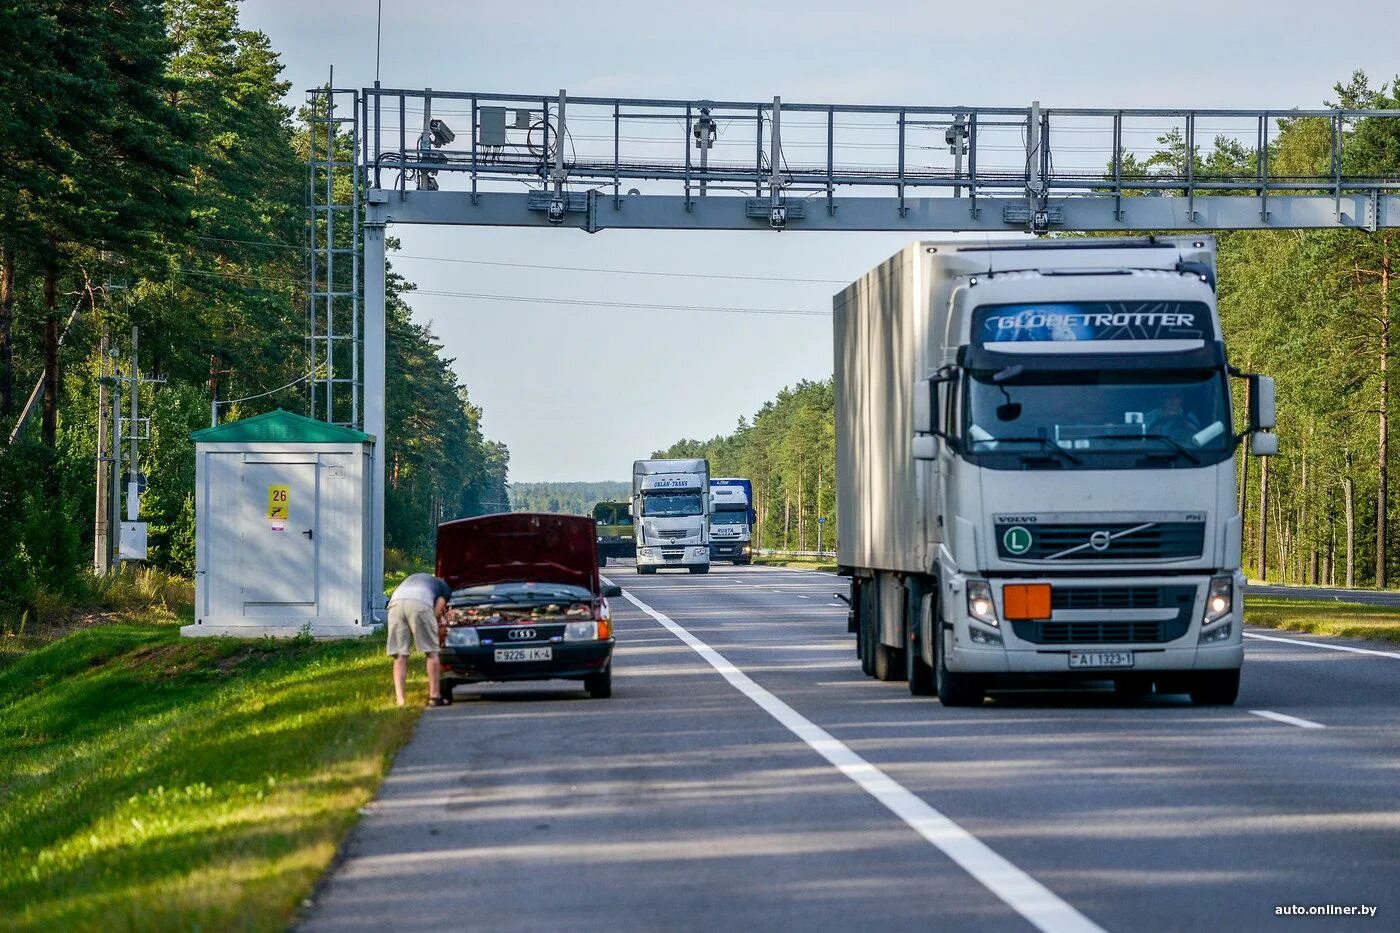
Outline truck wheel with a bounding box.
[585,669,612,699]
[689,564,710,575]
[638,566,656,575]
[857,582,875,676]
[1189,669,1240,706]
[935,628,984,707]
[906,625,935,696]
[872,641,904,682]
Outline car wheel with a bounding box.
[598,554,607,568]
[585,668,612,699]
[439,680,459,702]
[935,627,984,707]
[1189,669,1240,706]
[907,619,935,696]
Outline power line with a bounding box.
[412,288,827,317]
[394,253,847,284]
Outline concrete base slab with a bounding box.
[180,622,382,639]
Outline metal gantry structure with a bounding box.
[304,82,1400,612]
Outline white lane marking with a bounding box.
[796,594,812,599]
[1244,630,1400,660]
[1249,709,1327,730]
[614,584,1102,933]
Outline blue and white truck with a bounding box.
[708,478,755,565]
[836,237,1277,706]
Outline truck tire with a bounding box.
[857,580,876,677]
[638,565,656,575]
[689,564,710,575]
[906,624,935,696]
[1189,669,1240,706]
[1114,675,1153,701]
[872,640,903,682]
[935,627,984,707]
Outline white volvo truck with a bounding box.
[836,237,1276,707]
[633,458,711,574]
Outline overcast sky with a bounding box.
[241,0,1393,482]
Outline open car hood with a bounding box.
[435,513,600,594]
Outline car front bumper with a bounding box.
[440,639,614,682]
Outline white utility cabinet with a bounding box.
[182,409,378,639]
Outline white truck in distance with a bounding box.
[835,237,1277,707]
[633,458,711,574]
[708,478,754,565]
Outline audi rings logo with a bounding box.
[1089,530,1112,552]
[508,628,537,640]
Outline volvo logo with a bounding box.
[508,628,537,640]
[1089,530,1112,551]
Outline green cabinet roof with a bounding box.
[191,409,374,445]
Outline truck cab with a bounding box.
[632,458,711,574]
[708,478,754,565]
[592,500,635,566]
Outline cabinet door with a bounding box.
[239,461,318,613]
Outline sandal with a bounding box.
[427,695,451,707]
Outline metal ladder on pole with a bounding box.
[306,70,363,428]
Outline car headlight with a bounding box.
[1203,575,1233,625]
[444,626,480,648]
[966,579,998,627]
[565,620,600,641]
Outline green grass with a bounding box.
[0,620,421,931]
[751,556,839,573]
[1245,595,1400,644]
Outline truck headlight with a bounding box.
[444,627,480,648]
[565,620,599,641]
[1203,575,1233,625]
[966,580,998,627]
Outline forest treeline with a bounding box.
[509,481,630,516]
[0,0,507,614]
[658,72,1400,585]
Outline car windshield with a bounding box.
[711,511,748,525]
[450,581,592,605]
[642,493,703,517]
[966,367,1230,464]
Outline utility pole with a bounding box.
[110,354,123,566]
[127,326,139,523]
[947,113,968,198]
[695,106,715,196]
[93,328,111,573]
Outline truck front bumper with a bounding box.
[709,540,750,560]
[637,545,709,568]
[942,571,1245,676]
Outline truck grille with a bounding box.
[994,522,1205,561]
[1012,585,1196,644]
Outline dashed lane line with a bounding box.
[1249,709,1327,729]
[605,576,1104,933]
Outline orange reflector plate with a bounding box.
[1003,584,1051,620]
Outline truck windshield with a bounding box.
[711,512,748,525]
[966,367,1231,467]
[642,493,703,517]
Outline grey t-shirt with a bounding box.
[389,573,452,607]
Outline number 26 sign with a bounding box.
[267,484,290,530]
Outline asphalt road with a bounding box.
[1246,582,1400,607]
[302,563,1399,932]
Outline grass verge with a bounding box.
[1245,596,1400,644]
[0,620,420,930]
[751,557,839,573]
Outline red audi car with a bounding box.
[435,513,620,699]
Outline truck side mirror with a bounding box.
[912,435,938,460]
[913,378,937,434]
[1249,375,1276,431]
[1250,432,1278,457]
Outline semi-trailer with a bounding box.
[835,237,1276,706]
[709,477,754,564]
[633,458,711,574]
